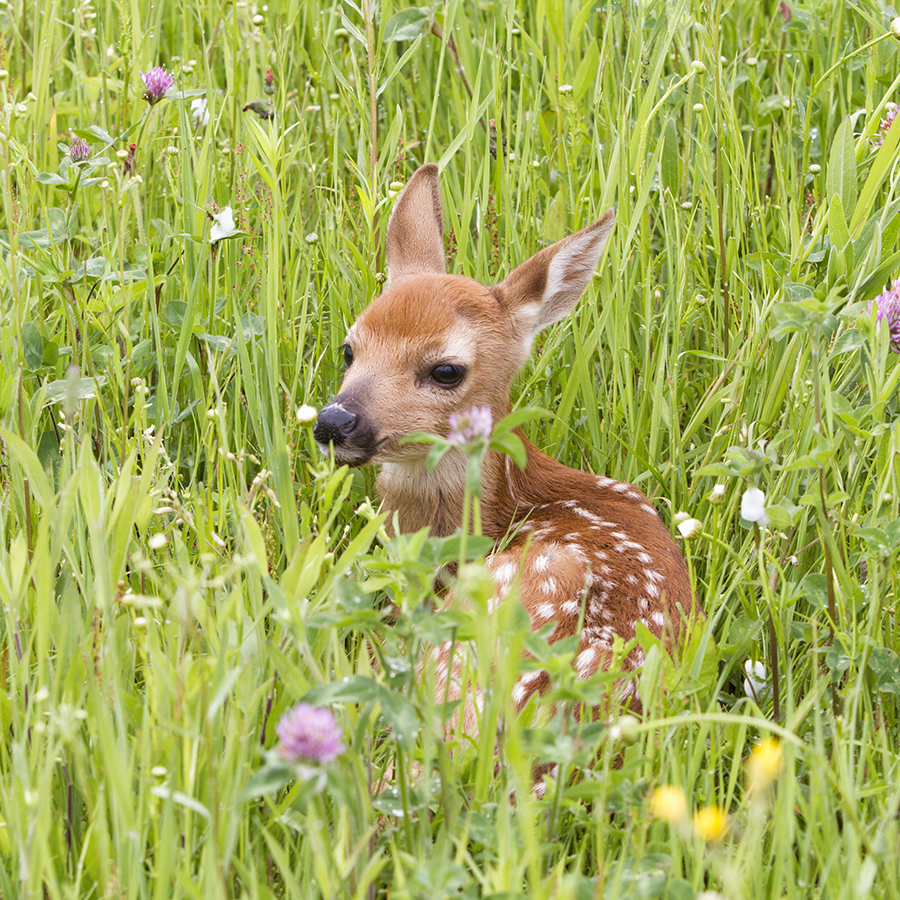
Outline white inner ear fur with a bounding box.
[528,225,612,336]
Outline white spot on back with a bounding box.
[535,601,556,620]
[493,560,517,586]
[540,577,558,595]
[576,647,597,676]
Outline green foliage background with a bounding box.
[2,0,900,896]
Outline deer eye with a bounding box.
[429,364,466,387]
[341,344,353,368]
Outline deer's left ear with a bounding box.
[495,210,615,337]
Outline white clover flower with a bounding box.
[558,83,574,94]
[741,486,768,525]
[296,404,318,424]
[151,766,168,777]
[743,660,767,698]
[708,483,726,505]
[210,206,236,242]
[693,102,704,112]
[677,517,703,540]
[691,60,706,74]
[891,16,900,39]
[148,533,167,550]
[809,163,821,174]
[672,511,691,526]
[305,232,319,245]
[191,97,210,127]
[609,713,640,744]
[746,56,758,67]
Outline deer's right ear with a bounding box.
[386,163,446,284]
[496,210,615,340]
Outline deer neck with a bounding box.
[377,447,511,539]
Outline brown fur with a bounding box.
[315,164,698,734]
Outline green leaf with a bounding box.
[302,676,419,751]
[868,649,900,695]
[35,172,66,186]
[545,184,567,243]
[664,878,695,900]
[826,116,857,220]
[829,329,862,358]
[239,761,293,800]
[828,193,850,251]
[240,312,266,337]
[165,300,189,329]
[490,432,527,469]
[660,117,680,195]
[149,787,210,820]
[21,322,45,371]
[572,40,600,104]
[42,375,107,407]
[70,257,107,280]
[383,6,430,42]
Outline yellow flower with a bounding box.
[746,737,783,794]
[651,785,688,824]
[693,805,729,842]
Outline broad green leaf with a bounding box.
[545,184,567,243]
[42,375,107,407]
[828,193,850,251]
[21,322,44,371]
[826,116,856,220]
[239,762,293,800]
[660,117,680,195]
[383,6,430,41]
[0,427,54,509]
[869,649,900,695]
[71,257,107,280]
[572,40,600,103]
[35,172,66,185]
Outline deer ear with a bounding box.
[496,210,615,337]
[386,163,446,284]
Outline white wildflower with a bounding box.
[210,206,236,243]
[741,486,768,525]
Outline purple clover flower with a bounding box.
[874,103,898,150]
[276,703,345,764]
[869,280,900,353]
[140,66,174,105]
[448,406,493,446]
[68,137,90,163]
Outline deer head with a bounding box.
[313,164,615,473]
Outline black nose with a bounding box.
[313,404,358,446]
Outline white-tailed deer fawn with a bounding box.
[314,164,697,724]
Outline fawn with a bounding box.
[314,164,697,727]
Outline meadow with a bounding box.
[2,0,900,896]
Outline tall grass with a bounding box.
[2,0,900,896]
